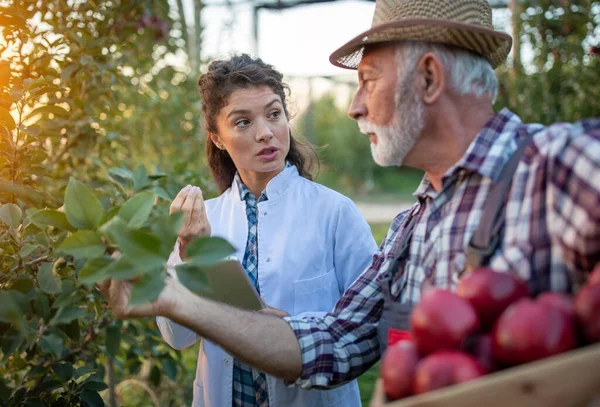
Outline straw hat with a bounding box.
[329,0,512,70]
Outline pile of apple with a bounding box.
[381,265,600,401]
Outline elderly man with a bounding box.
[100,0,600,393]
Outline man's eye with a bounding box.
[235,119,249,128]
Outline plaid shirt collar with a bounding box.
[414,108,524,199]
[234,161,293,202]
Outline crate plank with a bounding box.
[371,343,600,407]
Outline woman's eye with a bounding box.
[235,119,249,128]
[269,110,281,119]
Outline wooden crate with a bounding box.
[370,343,600,407]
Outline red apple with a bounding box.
[492,298,577,366]
[411,289,479,355]
[465,334,497,373]
[381,340,420,400]
[413,351,486,394]
[537,292,576,320]
[574,282,600,343]
[588,264,600,285]
[456,267,529,331]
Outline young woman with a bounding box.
[157,54,377,407]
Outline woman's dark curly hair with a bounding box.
[198,54,318,193]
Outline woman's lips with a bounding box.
[258,149,278,161]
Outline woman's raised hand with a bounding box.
[170,185,211,258]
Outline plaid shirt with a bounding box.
[233,173,270,407]
[285,109,600,389]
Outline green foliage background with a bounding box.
[0,1,598,406]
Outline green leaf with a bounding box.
[148,172,168,180]
[108,167,133,189]
[98,215,127,244]
[25,400,47,407]
[98,206,120,227]
[153,186,172,201]
[0,203,22,228]
[10,277,35,294]
[24,124,42,137]
[185,237,236,265]
[60,65,78,82]
[78,256,113,284]
[104,256,140,280]
[81,377,108,392]
[151,212,183,245]
[112,229,167,268]
[0,106,16,130]
[119,191,155,228]
[149,365,162,387]
[29,105,70,118]
[1,330,24,354]
[130,272,165,305]
[80,390,105,407]
[38,263,62,294]
[50,306,86,326]
[59,230,104,258]
[64,178,104,230]
[0,376,10,402]
[62,318,81,341]
[105,324,121,358]
[175,263,210,294]
[162,358,177,381]
[133,165,150,191]
[74,366,95,379]
[29,209,74,230]
[39,333,64,356]
[0,291,27,332]
[19,244,40,257]
[51,362,73,381]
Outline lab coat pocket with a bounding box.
[293,268,339,315]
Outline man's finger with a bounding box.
[97,279,111,299]
[170,185,192,214]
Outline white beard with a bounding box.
[358,73,425,167]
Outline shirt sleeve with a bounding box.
[283,209,412,389]
[545,119,600,285]
[156,240,201,350]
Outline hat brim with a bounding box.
[329,19,512,70]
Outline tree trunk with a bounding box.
[510,0,522,74]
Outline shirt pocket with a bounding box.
[293,268,339,315]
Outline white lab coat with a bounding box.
[157,165,377,407]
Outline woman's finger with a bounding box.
[170,184,192,214]
[182,187,200,225]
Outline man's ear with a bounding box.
[416,52,446,105]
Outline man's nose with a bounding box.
[348,88,367,121]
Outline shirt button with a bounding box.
[263,211,267,216]
[224,358,229,364]
[266,258,271,263]
[454,253,466,272]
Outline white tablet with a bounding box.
[184,259,265,311]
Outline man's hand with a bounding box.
[97,277,181,319]
[258,298,291,318]
[170,185,211,258]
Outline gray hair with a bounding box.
[396,42,499,102]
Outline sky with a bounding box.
[195,0,513,112]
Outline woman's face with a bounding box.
[212,85,290,178]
